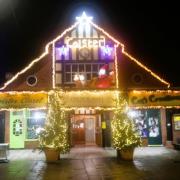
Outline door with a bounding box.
[72,118,85,144]
[0,112,5,143]
[10,111,25,148]
[85,118,95,144]
[147,109,162,145]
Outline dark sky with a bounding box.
[0,0,179,87]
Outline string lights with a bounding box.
[0,12,170,91]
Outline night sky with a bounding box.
[0,0,179,87]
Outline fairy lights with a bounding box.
[52,43,55,88]
[0,11,170,91]
[0,21,79,90]
[114,45,119,88]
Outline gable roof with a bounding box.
[0,15,170,90]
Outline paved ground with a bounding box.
[0,146,180,180]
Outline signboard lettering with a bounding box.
[65,37,105,48]
[129,91,180,107]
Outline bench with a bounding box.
[173,138,180,150]
[0,143,9,162]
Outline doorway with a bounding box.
[0,112,5,143]
[71,115,100,146]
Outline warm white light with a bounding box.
[76,11,93,23]
[35,127,44,135]
[74,74,79,81]
[79,74,85,81]
[99,69,106,76]
[33,112,44,119]
[128,110,137,118]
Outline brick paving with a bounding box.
[0,146,180,180]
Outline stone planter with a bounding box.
[44,148,60,162]
[117,147,135,161]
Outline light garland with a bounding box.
[131,90,180,94]
[122,49,170,88]
[52,43,56,88]
[0,12,170,91]
[129,106,180,109]
[114,44,119,88]
[0,22,79,90]
[0,91,48,95]
[0,107,47,112]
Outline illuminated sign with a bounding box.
[65,37,105,48]
[129,91,180,107]
[0,92,48,109]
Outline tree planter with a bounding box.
[117,147,135,161]
[44,148,60,162]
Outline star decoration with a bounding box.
[76,12,93,23]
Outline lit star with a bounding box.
[76,12,93,23]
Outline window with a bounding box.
[64,63,105,84]
[26,75,37,86]
[26,110,46,139]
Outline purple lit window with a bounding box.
[55,46,69,60]
[100,45,114,60]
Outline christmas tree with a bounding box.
[111,95,141,150]
[39,91,70,153]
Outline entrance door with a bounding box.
[85,118,95,145]
[72,118,85,144]
[71,115,97,145]
[0,112,5,143]
[10,111,25,148]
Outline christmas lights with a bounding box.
[52,43,56,88]
[111,95,141,151]
[0,21,79,90]
[39,91,70,153]
[122,49,170,87]
[114,45,119,88]
[0,11,170,91]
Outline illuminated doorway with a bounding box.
[71,114,101,146]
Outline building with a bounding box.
[0,12,180,149]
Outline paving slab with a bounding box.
[0,147,180,180]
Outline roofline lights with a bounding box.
[0,12,170,90]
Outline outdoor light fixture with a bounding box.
[33,111,44,119]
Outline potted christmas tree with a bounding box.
[111,95,141,160]
[39,91,70,162]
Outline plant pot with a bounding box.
[117,147,135,161]
[44,148,60,162]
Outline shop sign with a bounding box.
[129,91,180,107]
[0,92,48,109]
[65,37,105,48]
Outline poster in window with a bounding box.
[174,115,180,130]
[148,117,160,137]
